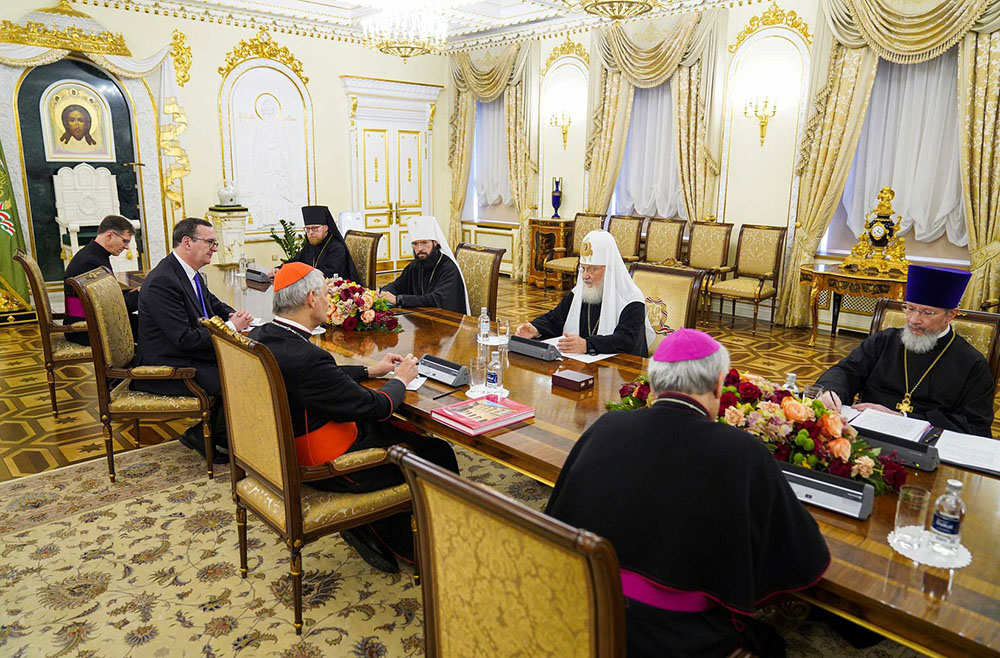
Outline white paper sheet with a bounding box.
[851,409,931,442]
[935,430,1000,475]
[541,337,617,364]
[839,404,861,421]
[405,376,427,391]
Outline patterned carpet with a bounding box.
[0,441,919,658]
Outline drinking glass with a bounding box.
[497,318,511,363]
[469,355,487,395]
[893,485,931,551]
[801,383,825,402]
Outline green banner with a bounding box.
[0,138,30,307]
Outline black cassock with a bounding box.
[63,240,138,346]
[546,396,830,658]
[249,321,458,559]
[287,206,358,281]
[530,291,647,357]
[816,328,994,436]
[380,247,467,315]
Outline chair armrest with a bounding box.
[50,321,88,334]
[622,255,640,262]
[757,271,774,281]
[981,298,1000,312]
[52,312,68,320]
[717,265,735,274]
[299,447,398,481]
[110,365,198,380]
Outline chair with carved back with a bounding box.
[871,298,1000,393]
[344,230,383,289]
[388,446,626,658]
[454,242,505,318]
[13,249,92,416]
[630,264,705,356]
[203,317,412,634]
[68,268,213,482]
[685,221,734,318]
[607,214,644,263]
[705,225,786,335]
[542,212,605,289]
[642,218,686,265]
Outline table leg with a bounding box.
[808,281,820,346]
[831,292,843,339]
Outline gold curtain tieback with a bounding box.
[970,241,1000,270]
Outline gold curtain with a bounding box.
[447,90,474,247]
[585,67,634,214]
[598,17,700,87]
[958,30,1000,307]
[775,44,878,325]
[452,46,523,102]
[505,80,534,280]
[673,61,713,224]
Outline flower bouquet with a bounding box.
[605,376,651,410]
[325,279,400,332]
[718,369,906,494]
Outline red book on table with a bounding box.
[431,395,535,435]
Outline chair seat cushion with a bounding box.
[50,336,91,360]
[108,379,202,412]
[236,475,410,533]
[544,257,578,273]
[708,277,776,299]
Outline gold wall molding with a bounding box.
[428,101,436,131]
[218,28,308,84]
[541,35,590,76]
[728,2,812,54]
[170,29,191,87]
[0,1,131,56]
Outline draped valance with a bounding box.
[594,15,701,88]
[824,0,1000,62]
[451,44,530,102]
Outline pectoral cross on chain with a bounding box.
[896,396,913,413]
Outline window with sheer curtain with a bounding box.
[613,82,686,219]
[472,98,512,209]
[823,50,967,253]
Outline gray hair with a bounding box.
[647,344,731,396]
[272,269,327,315]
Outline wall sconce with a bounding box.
[743,97,777,146]
[549,112,571,149]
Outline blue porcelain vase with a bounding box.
[551,179,562,219]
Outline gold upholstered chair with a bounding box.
[630,264,705,356]
[454,242,505,318]
[685,221,734,319]
[542,212,606,289]
[705,225,786,335]
[607,214,644,263]
[344,229,383,289]
[68,268,213,482]
[871,298,1000,392]
[13,249,92,416]
[388,446,625,658]
[642,218,686,265]
[203,317,412,634]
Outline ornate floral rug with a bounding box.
[0,442,915,657]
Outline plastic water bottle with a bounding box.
[486,350,503,393]
[781,373,799,395]
[928,479,966,556]
[478,307,491,359]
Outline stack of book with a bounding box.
[431,395,535,435]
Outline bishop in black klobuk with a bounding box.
[278,205,359,281]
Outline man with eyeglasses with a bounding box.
[269,206,358,281]
[63,214,140,346]
[817,264,993,436]
[133,217,253,461]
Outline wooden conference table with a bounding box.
[318,307,999,658]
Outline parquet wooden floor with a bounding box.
[2,277,997,482]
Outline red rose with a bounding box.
[619,382,638,398]
[342,316,358,331]
[773,444,791,462]
[799,420,821,439]
[719,391,739,414]
[737,381,761,403]
[770,390,792,404]
[724,368,740,387]
[880,453,908,491]
[385,317,399,331]
[828,458,852,478]
[634,382,651,403]
[340,289,351,301]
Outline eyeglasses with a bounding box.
[901,304,943,318]
[304,226,326,233]
[189,236,220,249]
[112,232,132,246]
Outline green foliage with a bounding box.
[268,219,304,260]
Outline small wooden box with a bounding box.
[552,369,594,391]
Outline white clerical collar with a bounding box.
[940,324,951,339]
[172,251,201,281]
[273,316,312,334]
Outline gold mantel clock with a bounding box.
[840,186,908,276]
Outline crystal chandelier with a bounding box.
[567,0,660,20]
[360,9,447,60]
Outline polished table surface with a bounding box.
[318,307,1000,657]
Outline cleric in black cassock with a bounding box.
[546,329,830,658]
[62,214,139,346]
[517,230,653,357]
[249,263,458,574]
[378,215,469,315]
[281,205,358,281]
[817,265,994,436]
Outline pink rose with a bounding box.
[361,309,375,324]
[724,406,746,426]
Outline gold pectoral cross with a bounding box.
[896,396,913,413]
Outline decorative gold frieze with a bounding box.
[728,2,812,54]
[428,101,436,131]
[39,0,89,18]
[170,30,191,87]
[218,28,308,84]
[0,0,131,56]
[541,35,589,76]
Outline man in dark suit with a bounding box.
[132,217,252,460]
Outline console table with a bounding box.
[799,263,907,345]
